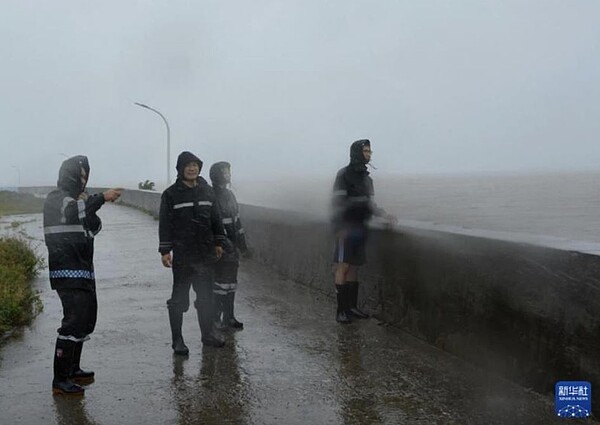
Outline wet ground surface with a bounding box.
[0,205,594,424]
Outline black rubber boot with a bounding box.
[52,380,85,396]
[70,341,95,384]
[213,293,227,331]
[197,305,225,348]
[223,292,244,330]
[168,308,189,356]
[52,338,84,396]
[335,285,352,324]
[347,281,369,319]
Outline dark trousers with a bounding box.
[56,288,97,340]
[168,262,215,314]
[214,260,239,294]
[333,225,368,266]
[53,288,97,382]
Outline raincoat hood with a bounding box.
[57,155,90,196]
[176,151,203,179]
[349,139,371,169]
[209,161,231,187]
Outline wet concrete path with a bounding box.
[0,205,591,424]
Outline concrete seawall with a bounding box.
[241,204,600,392]
[18,186,600,408]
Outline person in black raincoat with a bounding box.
[209,161,251,330]
[331,139,397,323]
[43,156,122,395]
[159,151,228,353]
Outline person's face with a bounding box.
[362,145,373,163]
[183,162,200,182]
[222,167,231,184]
[80,168,88,189]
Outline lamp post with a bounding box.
[11,165,20,191]
[134,102,171,187]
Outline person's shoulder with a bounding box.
[46,188,68,201]
[163,180,186,201]
[335,166,352,184]
[336,166,349,177]
[197,178,216,198]
[161,184,176,196]
[44,189,59,206]
[46,187,61,197]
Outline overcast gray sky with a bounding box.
[1,1,599,189]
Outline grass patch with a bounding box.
[0,191,44,216]
[0,237,44,335]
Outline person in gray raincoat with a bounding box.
[331,139,397,323]
[209,161,251,330]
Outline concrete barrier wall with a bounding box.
[238,204,600,409]
[18,186,162,216]
[17,186,53,196]
[115,189,161,216]
[18,186,600,406]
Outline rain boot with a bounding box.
[70,341,95,384]
[347,281,369,319]
[213,293,227,331]
[168,308,189,356]
[52,338,84,396]
[197,304,225,348]
[335,285,352,324]
[223,292,243,330]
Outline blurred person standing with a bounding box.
[44,155,122,395]
[331,139,397,323]
[209,161,251,331]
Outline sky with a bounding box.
[1,0,600,189]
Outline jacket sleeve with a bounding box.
[331,170,348,230]
[158,191,174,255]
[86,194,104,235]
[210,194,227,248]
[63,192,105,226]
[232,193,248,252]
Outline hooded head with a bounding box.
[209,161,231,187]
[57,155,90,196]
[176,151,203,181]
[349,139,371,166]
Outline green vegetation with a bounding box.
[0,237,44,335]
[0,191,45,337]
[0,191,44,216]
[138,180,156,190]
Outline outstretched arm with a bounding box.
[371,201,398,225]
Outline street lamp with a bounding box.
[11,165,21,191]
[134,102,171,187]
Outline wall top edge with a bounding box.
[14,187,600,256]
